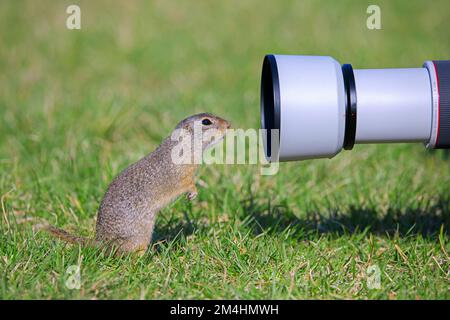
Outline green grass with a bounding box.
[1,0,449,299]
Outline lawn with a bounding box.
[0,0,449,299]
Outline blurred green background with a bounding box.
[0,0,449,299]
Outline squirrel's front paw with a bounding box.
[187,191,198,201]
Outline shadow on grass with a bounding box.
[240,196,449,238]
[152,195,449,247]
[424,148,450,161]
[152,209,197,248]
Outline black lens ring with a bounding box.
[342,63,357,150]
[261,54,281,158]
[433,60,450,149]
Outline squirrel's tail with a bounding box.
[38,224,93,246]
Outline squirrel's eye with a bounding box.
[202,118,212,126]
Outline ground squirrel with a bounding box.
[43,113,231,255]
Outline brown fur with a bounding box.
[42,113,230,255]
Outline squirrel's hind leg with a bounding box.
[114,237,150,256]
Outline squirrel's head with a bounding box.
[174,113,231,151]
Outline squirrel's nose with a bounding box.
[226,122,232,129]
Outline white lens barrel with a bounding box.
[354,68,431,143]
[261,55,346,161]
[260,54,450,162]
